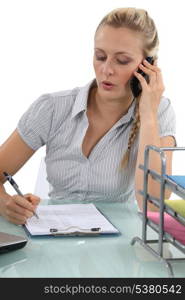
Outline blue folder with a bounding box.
[166,175,185,189]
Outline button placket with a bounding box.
[79,159,90,200]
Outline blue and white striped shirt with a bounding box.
[17,79,176,202]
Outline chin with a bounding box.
[100,85,124,96]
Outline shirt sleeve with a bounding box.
[158,96,177,145]
[17,93,54,150]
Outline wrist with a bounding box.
[0,192,12,216]
[139,114,160,142]
[140,112,157,125]
[0,186,12,203]
[140,115,158,127]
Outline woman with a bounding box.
[0,7,176,224]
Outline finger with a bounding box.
[142,61,164,86]
[133,71,148,89]
[5,209,28,224]
[24,194,41,206]
[6,198,34,218]
[7,216,27,225]
[143,59,161,73]
[155,71,165,92]
[12,195,35,212]
[138,64,158,86]
[154,59,158,66]
[138,63,155,76]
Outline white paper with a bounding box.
[25,203,119,235]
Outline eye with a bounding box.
[117,59,130,65]
[95,56,106,61]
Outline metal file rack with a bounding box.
[131,145,185,277]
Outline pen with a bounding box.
[3,171,39,219]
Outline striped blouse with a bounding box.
[17,79,176,202]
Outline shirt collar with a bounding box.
[71,79,96,119]
[71,78,136,124]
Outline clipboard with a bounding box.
[24,203,120,237]
[49,227,102,236]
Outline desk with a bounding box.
[0,199,185,278]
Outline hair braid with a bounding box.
[120,99,140,168]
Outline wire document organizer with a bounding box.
[131,145,185,277]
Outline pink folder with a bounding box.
[147,211,185,245]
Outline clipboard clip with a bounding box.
[49,227,101,236]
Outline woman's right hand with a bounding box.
[0,193,40,225]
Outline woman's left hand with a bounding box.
[133,59,165,118]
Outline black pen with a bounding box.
[3,171,39,219]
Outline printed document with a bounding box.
[25,203,119,235]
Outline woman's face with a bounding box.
[93,25,144,100]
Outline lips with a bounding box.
[101,80,116,91]
[102,81,115,86]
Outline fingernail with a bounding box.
[28,212,33,218]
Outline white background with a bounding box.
[0,0,185,195]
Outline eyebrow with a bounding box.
[95,48,133,57]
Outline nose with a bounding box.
[101,59,114,76]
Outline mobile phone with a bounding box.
[130,56,154,98]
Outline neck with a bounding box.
[88,87,134,122]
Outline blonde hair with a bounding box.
[95,7,159,168]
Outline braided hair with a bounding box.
[121,98,140,168]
